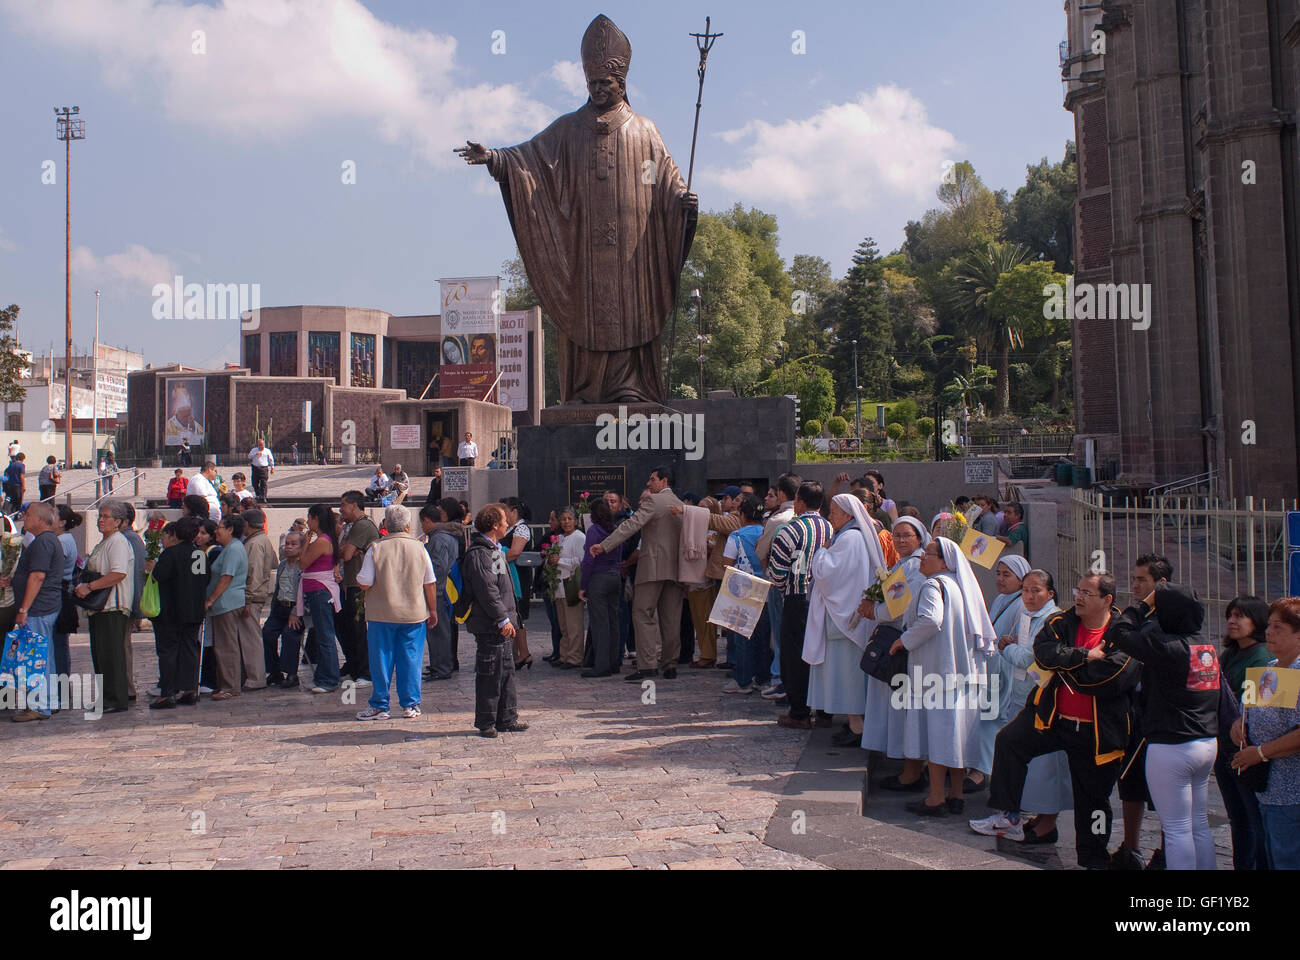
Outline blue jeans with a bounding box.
[22,611,59,715]
[729,608,772,688]
[367,620,425,711]
[1260,802,1300,870]
[303,588,340,689]
[542,596,562,658]
[767,588,784,683]
[1214,750,1268,870]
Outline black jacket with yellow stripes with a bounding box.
[1030,605,1142,764]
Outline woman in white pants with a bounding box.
[1109,581,1220,870]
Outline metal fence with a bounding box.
[1057,489,1297,613]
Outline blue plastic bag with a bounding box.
[0,624,52,714]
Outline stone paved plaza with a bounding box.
[0,606,1232,870]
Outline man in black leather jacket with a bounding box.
[463,503,529,738]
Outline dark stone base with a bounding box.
[518,396,795,514]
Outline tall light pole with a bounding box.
[852,338,861,438]
[55,106,85,467]
[691,288,708,399]
[92,289,100,453]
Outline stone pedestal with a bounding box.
[517,395,795,514]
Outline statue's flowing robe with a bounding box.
[489,99,695,404]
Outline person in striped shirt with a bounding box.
[768,481,834,729]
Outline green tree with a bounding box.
[756,359,835,425]
[985,260,1070,413]
[885,422,905,442]
[826,416,849,438]
[804,418,822,438]
[0,305,30,403]
[786,253,837,359]
[1005,144,1077,274]
[828,237,892,407]
[947,241,1031,414]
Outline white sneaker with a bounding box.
[968,812,1024,841]
[309,685,330,694]
[403,705,421,719]
[352,677,372,688]
[356,707,389,720]
[722,680,756,695]
[198,685,213,695]
[147,685,162,698]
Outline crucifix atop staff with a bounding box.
[455,14,701,406]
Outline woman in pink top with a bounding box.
[298,503,342,693]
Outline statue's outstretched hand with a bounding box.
[454,141,490,165]
[682,192,699,212]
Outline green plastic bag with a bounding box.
[140,572,161,619]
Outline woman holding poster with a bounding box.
[866,516,931,785]
[969,555,1033,789]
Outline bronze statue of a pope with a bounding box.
[457,14,698,405]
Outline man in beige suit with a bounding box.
[591,465,683,681]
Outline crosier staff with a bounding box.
[667,17,722,392]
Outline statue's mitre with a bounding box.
[581,14,631,80]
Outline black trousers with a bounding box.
[474,634,518,731]
[989,706,1123,869]
[337,586,370,680]
[586,570,621,674]
[89,611,130,710]
[679,597,695,664]
[155,619,201,697]
[250,464,269,500]
[779,593,812,718]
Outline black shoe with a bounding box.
[478,727,498,738]
[552,661,577,670]
[266,672,285,687]
[716,661,733,669]
[175,692,199,705]
[425,673,451,682]
[280,677,300,689]
[498,721,529,733]
[662,667,677,679]
[149,697,177,710]
[625,669,659,683]
[905,798,949,816]
[831,729,862,748]
[1146,848,1166,871]
[879,774,927,793]
[104,706,128,714]
[1022,826,1059,845]
[1108,847,1145,871]
[962,776,988,794]
[580,669,612,678]
[946,798,965,815]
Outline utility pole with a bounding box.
[852,338,861,439]
[55,106,85,467]
[93,289,100,455]
[692,288,708,399]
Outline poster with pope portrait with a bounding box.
[164,377,206,446]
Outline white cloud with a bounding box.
[701,86,960,214]
[72,243,180,294]
[0,0,553,164]
[547,60,588,101]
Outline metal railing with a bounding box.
[1057,489,1297,613]
[490,429,518,469]
[5,468,146,527]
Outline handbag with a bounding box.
[73,567,111,613]
[860,624,905,684]
[55,580,80,634]
[563,572,582,607]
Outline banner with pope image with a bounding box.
[163,376,206,446]
[960,527,1005,569]
[709,566,772,639]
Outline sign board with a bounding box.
[302,400,312,433]
[390,424,421,449]
[963,458,996,485]
[441,467,470,495]
[440,276,500,403]
[497,310,529,413]
[567,465,626,507]
[708,567,773,639]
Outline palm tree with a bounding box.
[948,241,1029,414]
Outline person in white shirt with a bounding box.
[458,432,478,466]
[366,467,391,502]
[230,473,256,504]
[189,461,222,521]
[7,439,20,460]
[248,440,275,502]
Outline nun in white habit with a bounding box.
[971,554,1032,783]
[863,517,931,787]
[889,536,997,815]
[806,494,887,744]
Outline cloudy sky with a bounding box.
[0,0,1072,369]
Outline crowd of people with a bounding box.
[4,456,1298,871]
